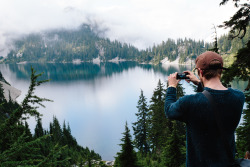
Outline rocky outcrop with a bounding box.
[0,81,21,102]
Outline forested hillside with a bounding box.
[2,23,212,64]
[2,23,249,65]
[4,24,140,63]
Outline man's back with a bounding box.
[165,87,245,167]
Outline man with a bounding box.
[165,51,245,167]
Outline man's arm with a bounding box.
[164,87,187,122]
[165,73,188,122]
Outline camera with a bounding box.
[177,73,189,79]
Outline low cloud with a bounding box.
[0,0,238,57]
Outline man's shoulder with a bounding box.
[228,88,245,102]
[179,92,206,103]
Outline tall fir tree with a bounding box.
[133,90,150,156]
[34,118,44,139]
[149,79,168,155]
[209,25,219,53]
[115,122,140,167]
[162,121,184,167]
[50,116,63,143]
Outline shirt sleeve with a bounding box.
[164,87,188,123]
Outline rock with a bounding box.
[105,160,115,166]
[0,81,21,102]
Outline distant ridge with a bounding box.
[2,24,249,65]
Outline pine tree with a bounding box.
[209,25,219,53]
[162,121,184,167]
[24,121,32,141]
[0,82,7,123]
[149,79,168,155]
[133,90,150,156]
[34,118,44,139]
[0,82,5,102]
[50,116,63,143]
[115,122,140,167]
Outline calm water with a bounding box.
[0,62,247,160]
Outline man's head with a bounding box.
[195,51,224,80]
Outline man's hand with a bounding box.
[184,70,200,85]
[168,72,180,88]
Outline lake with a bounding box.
[0,62,247,161]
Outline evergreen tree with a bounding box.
[148,80,168,155]
[24,121,32,141]
[219,0,249,39]
[162,121,184,167]
[34,118,44,138]
[0,82,5,102]
[209,25,219,53]
[50,116,63,143]
[133,90,150,156]
[115,122,140,167]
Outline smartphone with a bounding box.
[176,73,189,79]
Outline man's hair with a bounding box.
[199,60,223,80]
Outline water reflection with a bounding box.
[3,62,192,83]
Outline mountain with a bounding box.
[5,24,249,64]
[4,24,140,63]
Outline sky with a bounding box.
[0,0,240,56]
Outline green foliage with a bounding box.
[161,121,185,167]
[138,38,209,64]
[219,0,250,39]
[132,90,150,156]
[148,80,168,156]
[236,91,250,158]
[209,25,219,53]
[0,133,45,166]
[222,40,250,90]
[115,122,140,167]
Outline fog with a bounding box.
[0,0,239,57]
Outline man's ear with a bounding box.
[198,68,204,77]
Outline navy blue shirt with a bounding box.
[165,87,245,167]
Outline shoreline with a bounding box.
[2,57,195,66]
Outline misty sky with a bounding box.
[0,0,239,56]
